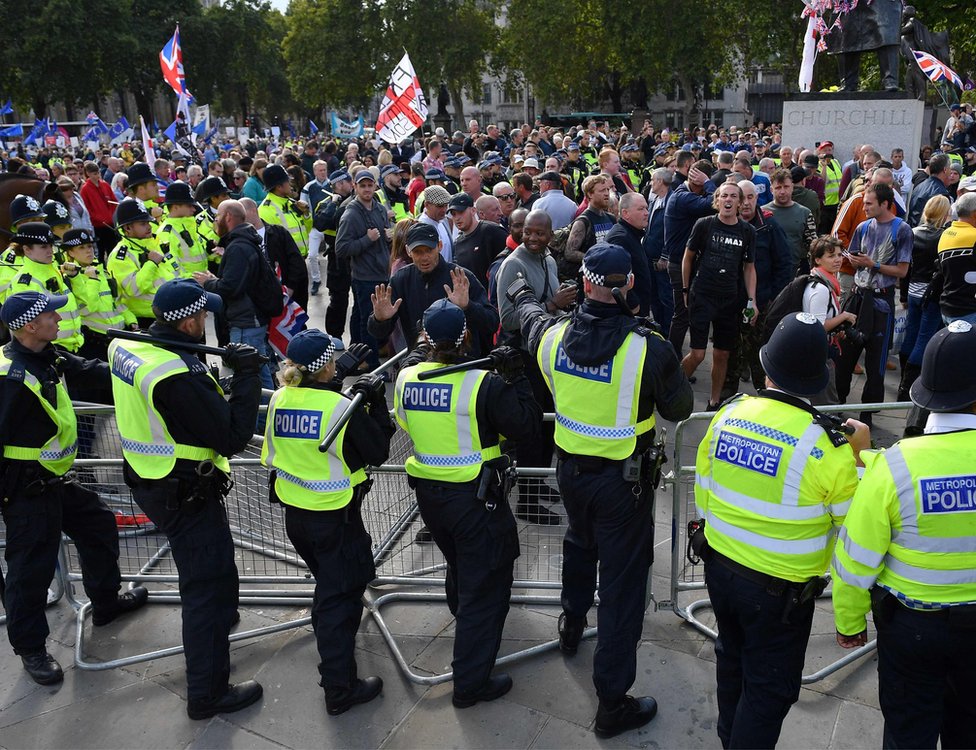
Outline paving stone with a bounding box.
[187,717,290,750]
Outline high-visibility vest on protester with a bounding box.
[261,386,367,510]
[106,236,183,319]
[832,430,976,635]
[66,264,135,335]
[824,159,843,207]
[536,320,653,460]
[158,215,209,275]
[259,192,311,257]
[394,362,501,483]
[695,395,859,582]
[9,257,84,352]
[108,338,230,479]
[0,352,77,475]
[376,188,411,223]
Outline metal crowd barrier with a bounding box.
[663,401,913,684]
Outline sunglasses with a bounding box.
[498,193,516,200]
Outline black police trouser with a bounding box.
[667,261,689,357]
[283,503,375,690]
[557,455,653,703]
[132,483,239,702]
[514,352,554,479]
[415,478,519,694]
[325,249,353,339]
[1,482,121,654]
[705,559,815,750]
[876,603,976,749]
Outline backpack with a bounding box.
[249,245,285,319]
[549,214,590,282]
[313,193,342,232]
[761,273,829,343]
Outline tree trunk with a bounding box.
[607,70,623,113]
[133,89,152,130]
[676,71,695,127]
[32,96,46,122]
[64,102,76,122]
[630,77,649,109]
[116,90,129,122]
[448,84,465,133]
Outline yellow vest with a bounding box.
[832,429,976,635]
[9,257,84,352]
[158,215,209,275]
[696,395,859,582]
[537,321,653,460]
[824,159,843,206]
[109,338,230,479]
[259,193,310,257]
[66,265,134,334]
[394,362,501,482]
[106,236,183,319]
[261,386,367,510]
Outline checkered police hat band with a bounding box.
[581,262,604,286]
[10,296,49,329]
[424,319,467,349]
[300,340,336,373]
[161,293,207,322]
[17,232,51,244]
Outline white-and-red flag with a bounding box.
[375,52,429,145]
[139,114,156,166]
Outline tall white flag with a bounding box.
[375,52,429,145]
[139,115,157,165]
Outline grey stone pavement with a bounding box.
[0,289,909,749]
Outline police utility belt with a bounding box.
[556,434,667,489]
[127,459,233,514]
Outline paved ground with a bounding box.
[0,287,909,749]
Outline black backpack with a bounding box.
[249,245,285,319]
[313,193,342,232]
[761,274,829,343]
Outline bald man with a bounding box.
[460,166,487,203]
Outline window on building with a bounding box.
[481,84,492,105]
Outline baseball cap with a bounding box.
[406,222,439,250]
[1,291,68,330]
[380,164,399,179]
[957,175,976,193]
[328,169,352,185]
[286,329,340,372]
[581,243,631,288]
[152,278,222,322]
[424,168,446,181]
[422,299,466,345]
[817,140,834,150]
[354,170,376,183]
[447,193,474,214]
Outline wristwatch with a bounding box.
[873,261,881,272]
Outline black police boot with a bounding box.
[92,585,149,626]
[325,676,383,715]
[594,695,658,738]
[310,281,321,296]
[558,612,586,655]
[414,525,434,544]
[187,680,264,720]
[452,673,513,708]
[897,363,921,402]
[21,651,64,685]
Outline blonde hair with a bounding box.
[920,194,951,229]
[377,150,393,166]
[279,358,333,387]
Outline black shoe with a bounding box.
[516,499,562,526]
[325,676,383,716]
[688,375,697,384]
[92,585,149,626]
[558,613,586,655]
[187,680,264,720]
[310,281,321,296]
[452,673,513,708]
[594,695,658,738]
[705,401,720,412]
[414,525,434,544]
[21,651,64,685]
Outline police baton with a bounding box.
[416,356,493,380]
[106,328,269,362]
[318,348,409,453]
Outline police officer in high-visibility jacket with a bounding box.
[0,195,47,302]
[832,320,976,750]
[394,299,541,708]
[261,330,394,716]
[109,278,263,720]
[0,291,147,686]
[695,313,869,749]
[513,241,693,739]
[258,164,311,258]
[157,181,209,275]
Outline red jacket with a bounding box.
[80,178,115,228]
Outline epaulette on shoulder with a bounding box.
[114,246,128,261]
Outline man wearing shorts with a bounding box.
[681,182,758,410]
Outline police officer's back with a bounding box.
[695,313,868,749]
[513,242,693,738]
[833,320,976,749]
[109,278,263,720]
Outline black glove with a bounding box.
[489,345,524,383]
[351,373,386,407]
[222,343,265,375]
[334,342,371,381]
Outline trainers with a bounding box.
[310,281,321,296]
[452,673,513,708]
[414,525,434,544]
[515,499,562,525]
[325,676,383,715]
[92,585,149,626]
[594,695,658,738]
[187,680,263,720]
[705,401,721,412]
[558,612,586,655]
[21,651,63,685]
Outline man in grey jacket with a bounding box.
[336,171,391,368]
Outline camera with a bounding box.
[505,274,534,304]
[835,322,867,348]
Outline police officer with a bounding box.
[41,199,72,243]
[194,175,230,257]
[695,313,869,749]
[394,299,540,707]
[832,320,976,749]
[124,162,164,223]
[259,164,311,259]
[261,330,393,715]
[376,164,411,223]
[0,290,148,685]
[106,198,183,329]
[0,194,48,302]
[512,242,693,738]
[109,278,263,719]
[158,181,209,275]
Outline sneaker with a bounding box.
[92,585,149,626]
[705,401,721,412]
[325,676,383,715]
[310,281,321,296]
[558,612,586,655]
[414,525,434,544]
[187,681,263,720]
[594,695,658,738]
[452,674,513,708]
[21,651,63,685]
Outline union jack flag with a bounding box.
[159,25,194,101]
[267,264,308,359]
[912,49,963,90]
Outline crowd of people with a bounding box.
[1,111,975,746]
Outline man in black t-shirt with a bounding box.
[681,182,758,409]
[449,192,508,287]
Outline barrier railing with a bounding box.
[663,401,912,684]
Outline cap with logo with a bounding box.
[114,197,152,227]
[41,199,71,229]
[195,176,229,202]
[406,222,439,250]
[11,222,56,246]
[61,228,96,248]
[9,194,45,227]
[447,193,474,214]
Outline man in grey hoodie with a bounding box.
[336,171,391,368]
